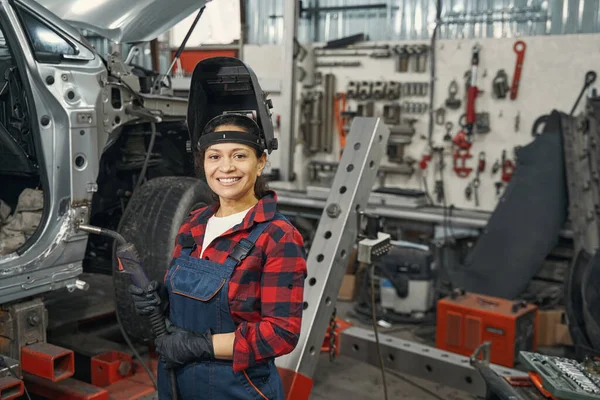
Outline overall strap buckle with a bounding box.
[226,215,286,266]
[228,239,254,265]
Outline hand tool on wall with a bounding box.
[494,181,503,196]
[570,71,597,116]
[443,121,453,142]
[477,151,486,174]
[460,112,490,134]
[445,80,461,109]
[491,158,501,175]
[501,149,515,182]
[453,148,473,178]
[316,61,362,68]
[492,69,509,99]
[465,182,473,200]
[372,81,387,100]
[464,44,481,141]
[464,70,472,94]
[76,224,178,399]
[382,104,401,125]
[435,108,445,125]
[415,44,429,72]
[419,153,433,171]
[514,112,520,132]
[370,50,392,58]
[433,147,446,204]
[452,127,470,150]
[356,102,375,117]
[394,45,409,72]
[434,180,444,204]
[402,82,412,97]
[451,121,473,178]
[386,81,401,100]
[322,74,336,153]
[401,82,429,97]
[358,81,372,100]
[300,91,323,155]
[475,112,490,133]
[510,41,526,100]
[402,102,428,114]
[334,93,348,158]
[471,152,485,207]
[347,81,358,99]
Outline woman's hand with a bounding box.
[155,327,215,369]
[128,281,168,316]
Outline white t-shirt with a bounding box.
[200,207,252,258]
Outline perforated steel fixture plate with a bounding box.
[340,326,527,397]
[276,117,390,383]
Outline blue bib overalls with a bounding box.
[157,216,286,400]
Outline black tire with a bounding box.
[113,176,213,344]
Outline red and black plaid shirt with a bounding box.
[168,191,307,371]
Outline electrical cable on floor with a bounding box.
[115,303,158,389]
[111,121,160,389]
[385,369,446,400]
[370,264,389,400]
[0,357,32,400]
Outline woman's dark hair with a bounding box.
[203,114,260,136]
[194,119,269,202]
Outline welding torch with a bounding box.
[76,224,178,399]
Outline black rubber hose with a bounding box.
[135,122,158,191]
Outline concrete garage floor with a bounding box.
[309,301,475,400]
[311,355,473,400]
[44,274,476,399]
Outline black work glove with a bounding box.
[155,321,215,369]
[128,280,168,316]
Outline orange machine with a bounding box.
[436,291,538,368]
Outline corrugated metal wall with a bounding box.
[245,0,600,44]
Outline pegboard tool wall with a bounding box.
[243,34,600,212]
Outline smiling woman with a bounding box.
[195,114,270,214]
[127,57,307,400]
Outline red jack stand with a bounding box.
[21,343,74,382]
[91,351,133,387]
[24,373,109,400]
[0,376,24,399]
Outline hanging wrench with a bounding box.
[570,71,597,116]
[472,152,485,207]
[510,41,526,100]
[465,44,481,140]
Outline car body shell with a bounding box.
[0,0,201,303]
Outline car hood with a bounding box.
[34,0,209,43]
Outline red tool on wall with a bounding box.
[465,44,481,140]
[451,45,481,178]
[419,153,433,170]
[501,150,515,182]
[510,41,526,100]
[452,123,474,178]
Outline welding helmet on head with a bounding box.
[186,57,277,154]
